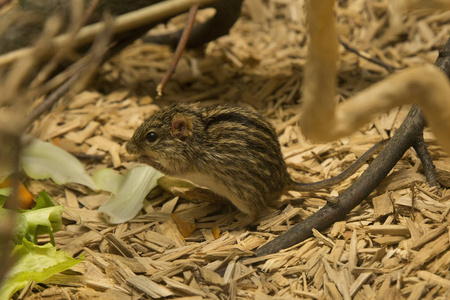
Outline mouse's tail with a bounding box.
[292,139,389,192]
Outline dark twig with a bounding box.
[413,135,437,186]
[73,153,105,161]
[254,38,450,257]
[256,106,425,256]
[156,4,199,97]
[339,39,400,72]
[435,38,450,78]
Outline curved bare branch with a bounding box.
[300,0,450,154]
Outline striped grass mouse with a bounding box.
[126,103,386,221]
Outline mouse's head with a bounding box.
[126,103,205,175]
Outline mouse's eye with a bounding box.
[146,131,158,143]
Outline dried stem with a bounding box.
[157,4,199,96]
[0,0,214,66]
[300,0,450,154]
[29,0,101,89]
[27,16,114,125]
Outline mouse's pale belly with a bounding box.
[176,172,253,215]
[178,172,232,199]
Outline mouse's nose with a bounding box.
[125,140,138,154]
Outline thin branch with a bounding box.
[30,0,101,89]
[339,39,399,72]
[157,4,199,97]
[0,0,214,66]
[79,0,101,28]
[300,0,450,154]
[26,16,114,125]
[413,135,437,187]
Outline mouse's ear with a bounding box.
[171,113,193,139]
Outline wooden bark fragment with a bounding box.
[366,225,410,236]
[163,276,208,297]
[411,223,448,250]
[372,193,394,218]
[105,233,140,258]
[416,271,450,289]
[434,159,450,187]
[126,275,174,298]
[376,170,426,193]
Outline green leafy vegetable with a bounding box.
[22,206,63,245]
[96,166,162,223]
[0,187,11,197]
[21,137,98,191]
[0,239,83,300]
[0,209,26,245]
[0,187,9,207]
[0,191,64,245]
[0,140,85,299]
[22,191,63,244]
[32,190,54,210]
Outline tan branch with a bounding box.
[301,0,450,153]
[0,0,214,66]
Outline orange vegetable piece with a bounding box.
[0,178,34,209]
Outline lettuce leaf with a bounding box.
[23,191,63,244]
[0,240,83,299]
[96,166,162,223]
[0,187,11,197]
[92,168,125,194]
[22,206,63,244]
[0,191,64,245]
[0,187,9,207]
[21,138,98,191]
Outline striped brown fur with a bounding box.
[126,103,292,219]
